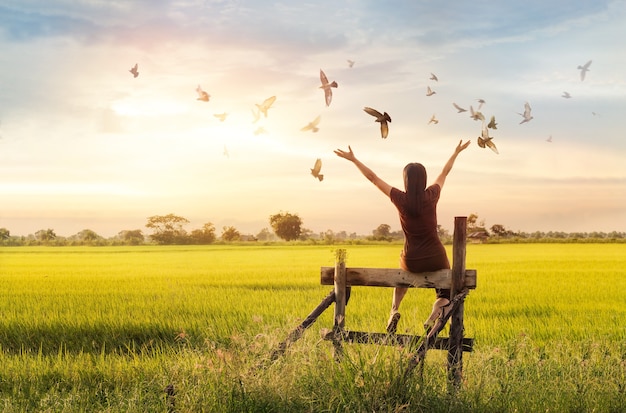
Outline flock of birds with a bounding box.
[127,58,594,181]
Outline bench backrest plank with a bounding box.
[320,267,476,289]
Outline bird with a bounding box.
[428,114,438,125]
[562,91,572,99]
[477,122,499,154]
[363,107,392,139]
[311,158,324,181]
[214,113,228,122]
[546,135,552,143]
[469,105,485,121]
[477,99,486,110]
[452,102,467,113]
[196,85,210,102]
[426,86,436,96]
[430,73,438,81]
[347,59,355,68]
[577,60,592,81]
[487,115,498,129]
[129,63,139,78]
[319,69,338,106]
[256,96,276,117]
[518,102,533,124]
[301,115,321,132]
[223,145,230,157]
[253,126,267,135]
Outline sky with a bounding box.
[1,0,625,238]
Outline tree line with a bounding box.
[0,212,624,246]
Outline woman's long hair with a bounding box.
[403,163,427,216]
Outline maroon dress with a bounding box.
[390,184,450,299]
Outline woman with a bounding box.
[334,140,471,334]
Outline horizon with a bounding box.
[1,1,625,238]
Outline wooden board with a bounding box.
[320,267,477,289]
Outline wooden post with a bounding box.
[332,249,347,359]
[266,289,336,364]
[448,216,467,388]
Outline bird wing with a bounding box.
[524,102,532,117]
[430,73,438,81]
[312,158,322,174]
[486,140,499,154]
[324,88,332,106]
[487,116,497,129]
[380,121,389,139]
[363,107,382,119]
[263,96,276,108]
[582,60,592,70]
[320,69,329,86]
[453,103,466,112]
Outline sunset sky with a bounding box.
[1,1,625,238]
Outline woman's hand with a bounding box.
[455,139,471,154]
[334,146,357,162]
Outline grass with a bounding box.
[1,243,625,412]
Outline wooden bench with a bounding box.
[269,217,476,387]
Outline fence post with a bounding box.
[448,216,467,388]
[332,249,347,359]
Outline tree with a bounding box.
[372,224,391,240]
[490,224,508,237]
[74,229,101,242]
[145,214,189,244]
[117,229,145,245]
[256,227,275,241]
[269,211,302,241]
[189,223,216,244]
[0,228,9,240]
[35,228,57,242]
[221,226,241,242]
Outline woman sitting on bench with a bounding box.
[334,139,470,334]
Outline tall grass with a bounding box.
[1,244,625,412]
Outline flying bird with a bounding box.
[487,115,497,129]
[428,114,438,125]
[301,115,321,132]
[363,107,391,139]
[518,102,533,124]
[469,105,485,121]
[546,135,552,143]
[477,122,499,154]
[426,86,436,96]
[319,69,338,106]
[223,145,230,157]
[577,60,592,81]
[430,73,438,81]
[129,63,139,78]
[452,102,467,113]
[477,99,486,110]
[347,59,355,68]
[253,126,267,135]
[562,91,572,99]
[256,96,276,117]
[311,158,324,181]
[196,85,210,102]
[214,113,228,122]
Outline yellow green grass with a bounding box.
[1,244,625,412]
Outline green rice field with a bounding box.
[1,243,625,412]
